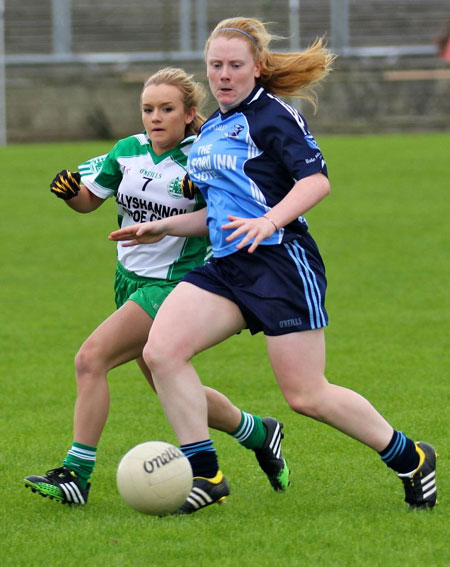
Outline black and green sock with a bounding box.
[231,411,267,450]
[63,441,97,489]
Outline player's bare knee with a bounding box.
[74,339,106,378]
[285,394,323,419]
[143,338,188,374]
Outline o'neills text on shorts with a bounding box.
[279,317,302,328]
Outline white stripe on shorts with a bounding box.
[284,241,326,329]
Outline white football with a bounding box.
[117,441,192,516]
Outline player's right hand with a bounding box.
[109,221,167,247]
[50,170,81,200]
[181,173,199,199]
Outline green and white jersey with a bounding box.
[79,133,209,280]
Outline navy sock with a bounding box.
[180,440,219,478]
[379,430,419,474]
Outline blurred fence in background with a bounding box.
[1,0,449,143]
[4,0,448,60]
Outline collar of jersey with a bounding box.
[218,85,265,119]
[145,134,195,164]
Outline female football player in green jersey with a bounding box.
[24,67,289,506]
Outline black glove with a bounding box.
[181,173,199,200]
[50,170,81,200]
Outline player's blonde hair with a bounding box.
[142,67,207,136]
[206,17,336,110]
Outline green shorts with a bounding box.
[114,262,179,319]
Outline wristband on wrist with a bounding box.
[263,215,278,231]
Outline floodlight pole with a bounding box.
[289,0,301,112]
[179,0,192,52]
[0,0,6,145]
[330,0,349,55]
[52,0,72,56]
[195,0,207,51]
[289,0,301,52]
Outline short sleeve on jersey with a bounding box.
[79,144,122,199]
[78,154,112,199]
[251,95,328,182]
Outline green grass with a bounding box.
[0,134,448,566]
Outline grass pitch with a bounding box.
[0,134,448,566]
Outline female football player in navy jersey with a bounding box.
[24,67,290,506]
[110,18,437,514]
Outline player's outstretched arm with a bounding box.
[108,221,167,247]
[65,186,105,213]
[223,173,330,253]
[109,208,208,247]
[50,169,104,213]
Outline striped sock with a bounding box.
[231,411,267,450]
[379,430,420,474]
[180,440,218,478]
[63,441,97,488]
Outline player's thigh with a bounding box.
[148,282,246,359]
[79,300,153,370]
[265,328,327,397]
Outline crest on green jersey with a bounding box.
[78,154,107,177]
[167,177,183,199]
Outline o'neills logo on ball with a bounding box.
[143,446,184,474]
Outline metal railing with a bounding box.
[0,0,445,145]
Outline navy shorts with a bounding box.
[183,233,328,336]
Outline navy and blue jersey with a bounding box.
[187,86,328,257]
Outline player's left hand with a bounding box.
[181,173,199,199]
[222,215,277,253]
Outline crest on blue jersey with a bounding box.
[304,134,320,150]
[225,124,244,138]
